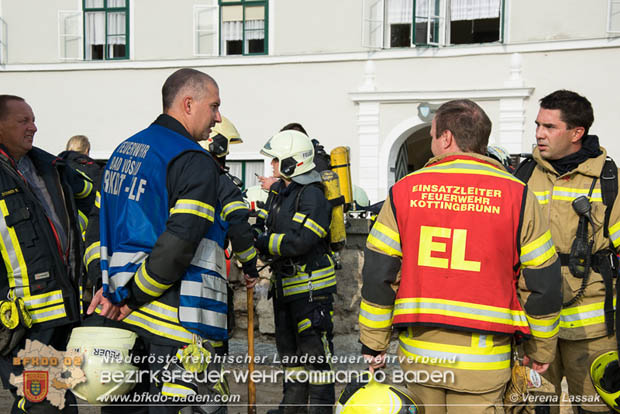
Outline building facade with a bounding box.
[0,0,619,202]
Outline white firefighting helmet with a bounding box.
[67,327,139,404]
[260,130,315,179]
[336,378,424,414]
[486,145,514,171]
[591,350,620,412]
[202,116,243,158]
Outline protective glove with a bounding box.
[255,233,270,255]
[251,224,264,241]
[241,256,259,280]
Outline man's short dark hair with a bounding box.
[161,69,217,112]
[0,95,25,120]
[434,99,491,154]
[280,123,307,135]
[539,90,594,135]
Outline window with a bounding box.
[59,11,83,60]
[0,17,6,64]
[227,160,263,190]
[362,0,384,49]
[219,0,267,55]
[367,0,502,48]
[83,0,129,60]
[609,0,620,34]
[448,0,502,45]
[194,2,219,56]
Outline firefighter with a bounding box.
[360,99,562,414]
[254,129,336,414]
[85,69,227,413]
[516,90,620,414]
[58,134,103,187]
[0,95,94,413]
[199,116,259,355]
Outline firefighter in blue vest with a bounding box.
[84,69,227,413]
[360,100,562,414]
[255,129,336,414]
[0,95,94,413]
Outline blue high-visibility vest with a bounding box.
[100,123,228,340]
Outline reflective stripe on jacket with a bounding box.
[100,124,228,341]
[389,155,534,336]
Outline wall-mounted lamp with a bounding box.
[417,102,441,123]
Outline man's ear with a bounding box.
[571,126,585,143]
[441,129,454,150]
[182,96,193,115]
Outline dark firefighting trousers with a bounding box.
[273,294,335,414]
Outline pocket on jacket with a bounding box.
[563,265,605,299]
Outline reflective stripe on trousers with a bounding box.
[399,328,511,371]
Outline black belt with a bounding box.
[558,250,617,335]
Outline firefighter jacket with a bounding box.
[88,114,225,346]
[257,175,335,302]
[217,169,257,273]
[528,146,620,340]
[57,150,103,189]
[58,151,102,241]
[359,153,562,392]
[0,146,94,328]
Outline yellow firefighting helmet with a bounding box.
[336,378,424,414]
[591,350,620,412]
[202,116,243,158]
[260,130,315,179]
[67,327,139,405]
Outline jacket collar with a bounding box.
[532,145,607,179]
[153,114,195,143]
[425,151,508,171]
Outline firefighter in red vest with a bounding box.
[359,99,562,413]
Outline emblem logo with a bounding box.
[24,371,48,403]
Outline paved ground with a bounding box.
[0,334,575,413]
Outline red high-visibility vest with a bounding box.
[391,155,530,336]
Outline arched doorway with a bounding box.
[393,125,433,182]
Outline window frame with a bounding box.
[226,159,264,191]
[412,0,442,46]
[218,0,269,56]
[82,0,130,60]
[385,0,504,48]
[609,0,620,34]
[0,17,6,64]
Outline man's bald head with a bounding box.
[161,69,221,141]
[162,68,218,112]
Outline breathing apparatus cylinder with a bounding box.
[330,147,353,210]
[320,170,346,252]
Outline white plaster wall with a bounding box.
[508,0,608,43]
[273,0,364,55]
[133,0,196,61]
[372,53,508,91]
[0,59,363,177]
[518,47,620,158]
[3,0,77,64]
